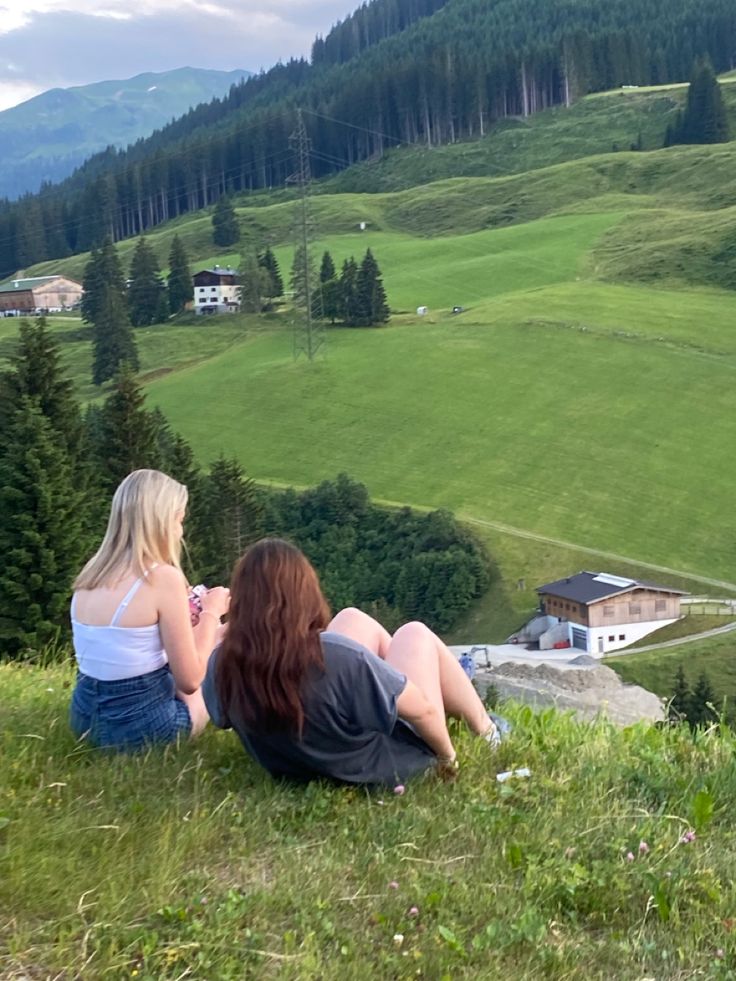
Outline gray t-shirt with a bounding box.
[202,630,436,786]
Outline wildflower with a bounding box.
[393,933,404,947]
[638,840,649,855]
[716,949,725,959]
[394,784,405,796]
[564,846,576,859]
[409,906,419,917]
[388,881,399,890]
[679,830,696,844]
[625,851,635,862]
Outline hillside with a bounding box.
[3,660,736,978]
[2,0,736,274]
[0,67,251,200]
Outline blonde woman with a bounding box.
[69,469,230,750]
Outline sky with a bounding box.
[0,0,354,111]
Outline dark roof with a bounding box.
[536,571,688,605]
[193,267,238,277]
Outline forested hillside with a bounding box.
[1,0,735,277]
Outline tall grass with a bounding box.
[2,662,736,978]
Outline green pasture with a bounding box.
[608,631,736,708]
[4,660,736,979]
[143,281,736,585]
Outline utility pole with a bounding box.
[287,109,324,361]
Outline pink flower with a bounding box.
[409,906,419,917]
[679,830,696,844]
[394,784,405,796]
[388,881,399,890]
[639,841,649,854]
[625,851,635,862]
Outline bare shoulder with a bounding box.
[148,564,186,592]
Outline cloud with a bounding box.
[0,0,353,109]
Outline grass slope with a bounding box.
[3,661,736,979]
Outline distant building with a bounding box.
[536,571,687,654]
[192,265,240,315]
[0,275,83,315]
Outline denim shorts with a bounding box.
[70,665,192,751]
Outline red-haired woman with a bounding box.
[202,538,504,785]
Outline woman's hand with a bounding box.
[201,586,230,621]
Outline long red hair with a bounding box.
[216,538,331,735]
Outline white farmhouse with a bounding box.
[192,265,240,315]
[536,571,687,654]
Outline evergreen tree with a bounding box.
[0,317,82,455]
[669,664,691,721]
[94,367,160,492]
[354,249,390,326]
[194,457,263,583]
[666,59,730,146]
[239,251,271,312]
[0,398,87,656]
[290,243,320,317]
[128,236,168,327]
[320,250,336,283]
[320,277,342,323]
[688,670,717,726]
[212,195,240,247]
[167,234,194,315]
[258,247,283,298]
[84,238,139,385]
[339,257,359,325]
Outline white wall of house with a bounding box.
[194,283,240,314]
[569,617,678,655]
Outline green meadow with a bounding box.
[4,660,736,979]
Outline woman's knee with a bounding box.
[393,621,434,648]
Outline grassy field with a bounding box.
[608,631,736,708]
[4,660,736,979]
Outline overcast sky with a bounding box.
[0,0,354,111]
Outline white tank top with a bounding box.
[71,568,168,681]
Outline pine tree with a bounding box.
[212,195,240,247]
[128,236,168,327]
[85,238,139,385]
[167,235,194,315]
[339,257,359,326]
[669,664,690,721]
[666,59,730,146]
[94,368,160,492]
[290,242,319,315]
[258,247,283,297]
[354,249,390,326]
[0,317,82,455]
[688,670,717,726]
[239,251,271,312]
[0,398,87,656]
[320,250,336,283]
[193,456,263,583]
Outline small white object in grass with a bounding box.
[496,767,531,783]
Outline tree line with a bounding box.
[1,0,735,276]
[0,318,489,657]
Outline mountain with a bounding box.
[0,67,252,200]
[2,0,735,276]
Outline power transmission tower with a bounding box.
[287,109,324,361]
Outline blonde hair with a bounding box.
[74,469,188,590]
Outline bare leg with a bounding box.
[176,688,209,737]
[326,607,392,660]
[386,622,490,736]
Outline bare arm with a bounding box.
[396,680,455,761]
[155,566,229,694]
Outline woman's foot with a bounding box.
[481,712,512,749]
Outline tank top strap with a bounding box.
[70,592,78,619]
[109,577,145,626]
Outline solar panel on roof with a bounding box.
[593,574,635,587]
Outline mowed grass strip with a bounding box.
[4,661,736,979]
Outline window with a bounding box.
[619,634,625,641]
[199,297,207,303]
[211,286,217,292]
[655,599,667,612]
[565,603,570,610]
[603,605,614,616]
[608,635,615,642]
[629,604,641,615]
[198,287,205,293]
